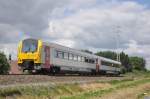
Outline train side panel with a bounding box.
[50,47,96,72]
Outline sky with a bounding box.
[0,0,150,70]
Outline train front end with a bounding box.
[18,39,42,71]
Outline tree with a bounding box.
[95,51,117,60]
[120,52,132,72]
[129,56,146,70]
[0,52,10,74]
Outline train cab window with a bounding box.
[74,55,78,61]
[64,52,69,59]
[22,39,38,53]
[78,56,81,62]
[69,53,73,60]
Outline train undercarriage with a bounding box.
[18,62,121,76]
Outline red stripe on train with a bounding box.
[44,46,50,68]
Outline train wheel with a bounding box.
[48,67,56,76]
[91,70,96,76]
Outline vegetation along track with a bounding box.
[0,74,126,86]
[0,71,149,99]
[0,76,149,99]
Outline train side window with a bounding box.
[69,53,73,60]
[81,57,85,62]
[85,58,95,64]
[89,59,93,63]
[78,56,81,62]
[101,61,113,66]
[90,59,95,64]
[112,64,114,66]
[85,57,89,63]
[74,55,78,61]
[113,63,119,67]
[64,52,69,59]
[101,61,106,65]
[89,59,92,63]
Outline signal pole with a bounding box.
[115,26,120,62]
[9,54,11,62]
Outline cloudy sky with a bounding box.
[0,0,150,69]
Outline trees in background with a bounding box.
[129,56,146,70]
[0,52,10,74]
[120,52,132,72]
[95,51,116,60]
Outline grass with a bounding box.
[0,70,149,99]
[61,78,150,99]
[124,70,150,78]
[99,82,150,99]
[0,83,83,99]
[104,78,134,85]
[137,87,150,99]
[0,78,149,99]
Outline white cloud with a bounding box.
[45,1,150,69]
[52,39,75,48]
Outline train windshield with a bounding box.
[22,39,38,52]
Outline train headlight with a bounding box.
[34,56,38,61]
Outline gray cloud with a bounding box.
[0,0,150,69]
[0,0,69,41]
[49,1,149,49]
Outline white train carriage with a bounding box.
[99,57,121,74]
[40,41,121,74]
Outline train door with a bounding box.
[44,46,50,68]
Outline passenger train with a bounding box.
[18,38,121,75]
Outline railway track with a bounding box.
[0,74,127,86]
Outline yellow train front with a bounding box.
[18,38,42,71]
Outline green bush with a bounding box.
[129,57,146,71]
[0,52,10,74]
